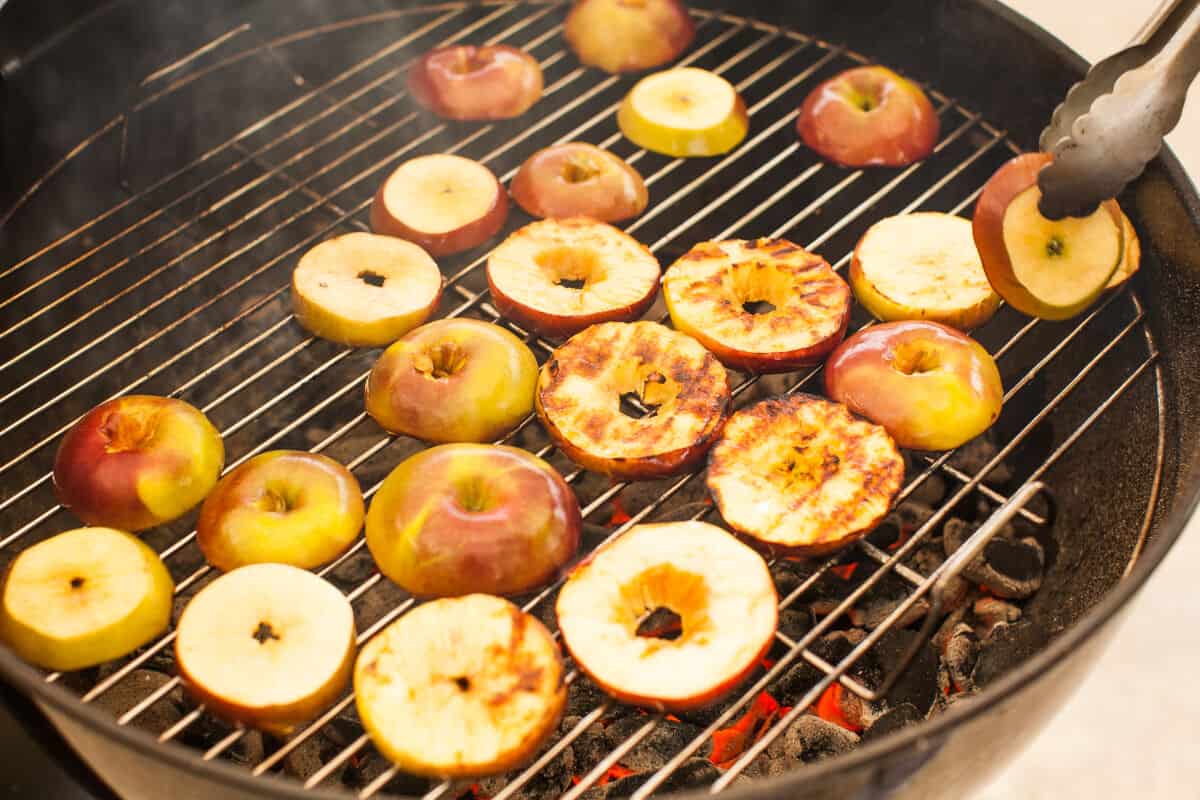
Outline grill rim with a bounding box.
[0,0,1195,797]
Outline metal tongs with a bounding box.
[1037,0,1200,219]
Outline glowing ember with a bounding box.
[709,692,789,769]
[455,784,489,800]
[571,764,637,786]
[830,562,859,580]
[814,684,862,733]
[607,494,632,526]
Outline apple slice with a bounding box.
[407,45,543,120]
[370,154,508,257]
[850,213,1000,330]
[663,238,851,372]
[291,232,443,347]
[824,321,1004,452]
[175,563,355,736]
[536,321,730,479]
[355,594,566,778]
[53,395,224,532]
[797,66,940,168]
[556,521,777,711]
[618,67,749,157]
[487,218,661,339]
[197,450,365,572]
[0,527,173,672]
[510,142,648,222]
[365,318,538,443]
[564,0,695,74]
[973,152,1124,320]
[707,395,905,556]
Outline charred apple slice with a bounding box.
[556,521,777,711]
[355,594,566,778]
[365,444,581,597]
[536,321,730,479]
[175,563,355,736]
[797,66,939,168]
[973,152,1124,320]
[663,238,851,372]
[291,232,443,347]
[371,154,508,257]
[53,395,224,532]
[407,44,542,120]
[510,142,648,222]
[850,212,1000,331]
[487,218,660,339]
[707,394,904,556]
[0,527,173,672]
[197,450,365,572]
[618,67,748,157]
[564,0,694,74]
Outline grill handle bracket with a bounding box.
[870,480,1050,700]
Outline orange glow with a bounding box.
[830,562,859,580]
[814,684,862,733]
[709,692,783,769]
[607,494,632,527]
[571,764,637,787]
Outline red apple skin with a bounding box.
[369,163,509,258]
[366,444,581,598]
[797,66,940,168]
[407,45,543,120]
[564,0,695,74]
[53,396,225,531]
[824,321,1003,452]
[510,143,649,222]
[972,152,1126,320]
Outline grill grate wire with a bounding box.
[0,3,1162,799]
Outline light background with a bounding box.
[977,3,1200,798]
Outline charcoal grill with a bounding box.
[0,1,1196,799]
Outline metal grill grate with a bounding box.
[0,2,1162,799]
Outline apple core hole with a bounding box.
[414,342,468,380]
[619,392,655,419]
[357,270,386,288]
[1046,236,1065,257]
[453,676,471,691]
[69,577,84,589]
[450,49,494,75]
[561,158,600,184]
[891,341,942,375]
[636,606,683,640]
[742,299,776,315]
[100,411,159,453]
[456,478,490,513]
[252,622,280,645]
[536,246,603,291]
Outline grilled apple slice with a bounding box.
[355,594,565,778]
[175,563,355,736]
[707,395,904,556]
[663,238,851,372]
[849,213,1000,331]
[292,233,443,347]
[407,45,542,121]
[370,154,508,257]
[973,152,1124,320]
[557,521,777,711]
[536,321,730,479]
[0,527,173,672]
[618,67,748,157]
[487,218,661,339]
[564,0,695,74]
